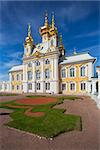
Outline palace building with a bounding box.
[0,13,100,107]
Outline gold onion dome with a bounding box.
[49,12,58,35]
[25,24,34,45]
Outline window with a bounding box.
[45,69,50,79]
[12,85,14,90]
[45,59,50,64]
[45,82,50,90]
[4,84,7,90]
[36,83,40,90]
[80,83,86,91]
[21,74,23,80]
[36,70,41,80]
[70,83,75,91]
[28,83,32,90]
[17,74,19,80]
[61,68,66,78]
[27,71,32,80]
[12,75,14,81]
[51,39,53,46]
[80,66,85,77]
[70,68,75,77]
[62,83,66,90]
[36,61,40,66]
[17,85,19,90]
[28,62,32,67]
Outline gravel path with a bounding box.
[0,95,100,150]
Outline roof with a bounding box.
[9,65,23,72]
[60,52,96,65]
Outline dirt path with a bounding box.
[0,95,100,150]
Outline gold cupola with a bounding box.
[59,34,65,56]
[49,12,58,36]
[24,24,34,47]
[39,11,50,38]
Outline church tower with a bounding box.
[49,12,58,47]
[59,34,65,56]
[24,24,35,57]
[39,11,50,43]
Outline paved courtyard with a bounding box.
[0,95,100,150]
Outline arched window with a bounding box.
[36,70,41,80]
[36,61,40,66]
[70,67,75,77]
[80,66,85,77]
[16,74,19,80]
[45,69,50,79]
[45,59,50,64]
[27,71,32,80]
[28,62,32,67]
[61,68,66,78]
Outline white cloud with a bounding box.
[73,31,100,39]
[58,3,93,23]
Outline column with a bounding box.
[9,73,12,92]
[32,61,36,93]
[41,58,45,93]
[91,80,96,95]
[23,63,28,93]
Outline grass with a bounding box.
[0,95,82,138]
[0,93,18,96]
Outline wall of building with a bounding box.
[9,71,23,93]
[59,62,91,94]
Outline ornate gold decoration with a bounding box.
[24,23,34,46]
[32,51,42,57]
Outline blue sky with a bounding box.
[0,1,100,81]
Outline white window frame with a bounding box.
[36,70,41,80]
[45,82,50,90]
[27,71,32,80]
[70,82,76,91]
[36,83,41,90]
[80,82,86,91]
[62,83,66,91]
[45,69,50,79]
[28,83,32,90]
[36,61,40,66]
[80,66,86,77]
[16,74,20,81]
[45,59,50,65]
[69,67,75,77]
[28,62,32,67]
[16,85,19,90]
[61,67,66,78]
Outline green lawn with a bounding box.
[0,95,82,138]
[0,93,18,96]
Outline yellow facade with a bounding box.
[11,71,23,93]
[60,63,89,94]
